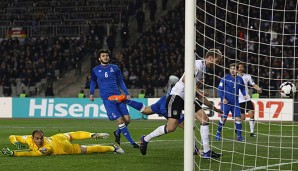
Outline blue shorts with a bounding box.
[103,100,129,121]
[151,96,184,124]
[220,103,241,118]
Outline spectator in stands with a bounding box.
[78,88,86,98]
[162,0,168,10]
[149,0,157,21]
[138,90,145,98]
[145,84,155,97]
[84,74,91,89]
[45,83,54,97]
[2,76,12,97]
[106,33,115,56]
[19,90,28,98]
[136,9,145,33]
[121,24,129,48]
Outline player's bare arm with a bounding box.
[195,88,222,114]
[253,84,262,93]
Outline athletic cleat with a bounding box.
[211,150,222,158]
[237,136,245,142]
[2,147,14,156]
[215,132,221,141]
[112,143,125,154]
[250,133,256,137]
[193,149,201,156]
[91,133,110,139]
[202,150,222,159]
[132,143,140,148]
[113,130,121,145]
[108,95,127,102]
[140,135,148,155]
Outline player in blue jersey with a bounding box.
[216,63,247,141]
[89,49,139,148]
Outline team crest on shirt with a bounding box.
[110,67,114,72]
[173,110,178,116]
[39,148,47,154]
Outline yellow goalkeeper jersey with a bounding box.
[9,134,81,156]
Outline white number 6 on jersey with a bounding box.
[105,72,108,78]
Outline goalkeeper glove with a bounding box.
[13,142,24,149]
[2,147,14,156]
[91,133,110,139]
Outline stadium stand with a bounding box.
[2,0,295,98]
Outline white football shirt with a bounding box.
[170,60,206,99]
[238,73,255,103]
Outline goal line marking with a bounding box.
[242,160,298,171]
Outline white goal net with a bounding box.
[192,0,298,170]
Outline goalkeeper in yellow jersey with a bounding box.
[1,130,124,157]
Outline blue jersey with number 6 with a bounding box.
[90,64,129,100]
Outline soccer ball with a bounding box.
[279,82,296,98]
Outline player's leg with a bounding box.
[67,131,109,141]
[108,94,148,113]
[118,103,139,148]
[80,144,124,154]
[103,100,127,145]
[195,107,222,158]
[246,101,256,137]
[140,118,179,155]
[195,109,210,153]
[140,95,183,155]
[233,106,243,141]
[239,102,246,121]
[216,104,229,141]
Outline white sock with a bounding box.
[140,104,146,112]
[200,125,210,153]
[144,125,167,142]
[249,119,255,133]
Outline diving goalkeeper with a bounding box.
[2,130,124,157]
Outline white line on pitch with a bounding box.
[241,160,298,171]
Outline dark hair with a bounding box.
[32,129,44,137]
[237,62,246,70]
[97,49,111,58]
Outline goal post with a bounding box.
[184,0,196,171]
[187,0,298,170]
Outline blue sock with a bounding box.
[235,121,242,137]
[126,100,144,111]
[119,123,135,144]
[217,120,224,133]
[115,121,130,136]
[194,144,199,153]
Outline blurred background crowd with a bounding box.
[0,0,297,98]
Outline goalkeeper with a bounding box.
[2,130,124,157]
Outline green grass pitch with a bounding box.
[0,119,297,171]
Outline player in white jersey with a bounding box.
[140,49,223,158]
[237,63,262,137]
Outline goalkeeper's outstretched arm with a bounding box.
[9,135,27,149]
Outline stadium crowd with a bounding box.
[113,0,297,98]
[1,0,297,98]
